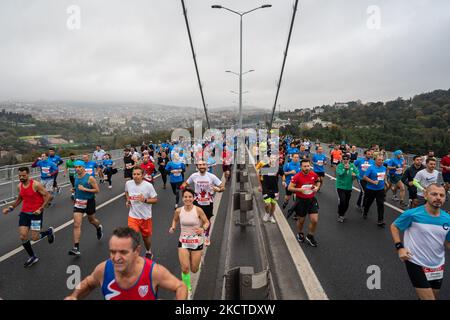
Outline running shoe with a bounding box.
[68,248,81,256]
[337,216,345,223]
[377,221,386,228]
[296,232,305,243]
[263,213,270,222]
[47,227,55,244]
[270,216,276,224]
[108,185,112,189]
[24,256,39,268]
[282,202,288,210]
[57,187,62,194]
[305,234,318,247]
[96,225,103,240]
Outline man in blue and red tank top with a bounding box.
[2,167,55,268]
[64,227,188,300]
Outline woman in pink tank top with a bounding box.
[169,188,209,293]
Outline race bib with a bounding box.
[316,160,323,166]
[423,265,444,281]
[395,167,403,175]
[301,184,314,195]
[361,163,370,171]
[377,172,385,181]
[74,199,88,209]
[86,168,94,175]
[180,235,202,250]
[30,219,42,231]
[172,170,181,177]
[69,168,76,174]
[333,159,339,164]
[42,167,50,174]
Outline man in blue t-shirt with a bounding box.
[391,183,450,300]
[282,153,301,209]
[312,146,327,192]
[387,150,407,208]
[362,155,387,227]
[48,147,63,194]
[354,149,376,210]
[165,153,186,208]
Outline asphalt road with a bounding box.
[0,164,220,300]
[277,165,450,300]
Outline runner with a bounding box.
[402,155,425,208]
[123,148,135,181]
[287,159,321,247]
[330,145,343,172]
[140,154,156,184]
[390,184,450,300]
[181,160,224,245]
[125,167,158,260]
[287,142,299,162]
[69,160,103,256]
[48,147,63,194]
[298,144,309,160]
[256,155,283,224]
[31,152,58,206]
[102,153,116,189]
[222,146,233,182]
[93,145,106,184]
[354,149,375,212]
[165,153,186,208]
[362,155,387,227]
[157,151,170,189]
[2,167,54,267]
[441,149,450,196]
[281,153,301,209]
[335,155,359,223]
[387,150,407,208]
[82,153,98,178]
[349,145,358,163]
[65,227,187,300]
[422,150,435,166]
[64,153,77,199]
[413,157,440,206]
[169,189,209,293]
[312,146,327,192]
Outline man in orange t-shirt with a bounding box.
[330,145,343,170]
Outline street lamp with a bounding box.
[212,4,271,129]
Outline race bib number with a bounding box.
[301,184,314,195]
[42,167,50,174]
[316,160,323,166]
[69,168,76,174]
[395,167,403,175]
[86,168,94,175]
[181,235,202,250]
[74,199,88,209]
[333,159,339,164]
[361,163,370,171]
[376,172,385,181]
[30,219,42,231]
[423,265,444,281]
[172,169,182,177]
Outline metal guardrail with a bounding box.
[0,149,124,204]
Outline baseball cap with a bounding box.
[394,150,402,156]
[73,160,85,167]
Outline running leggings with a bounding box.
[159,169,168,185]
[171,182,182,204]
[337,188,352,216]
[363,189,385,221]
[356,179,367,207]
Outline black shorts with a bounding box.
[194,202,213,220]
[405,260,443,290]
[222,165,231,172]
[293,197,319,217]
[73,198,96,215]
[315,171,325,177]
[285,186,293,196]
[408,188,418,200]
[178,241,204,251]
[19,212,44,231]
[69,175,75,188]
[124,169,133,179]
[443,172,450,184]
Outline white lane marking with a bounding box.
[248,151,328,300]
[190,174,226,299]
[324,173,404,214]
[0,174,161,263]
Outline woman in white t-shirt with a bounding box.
[169,189,209,293]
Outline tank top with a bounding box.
[19,179,44,213]
[74,174,94,200]
[179,206,203,249]
[102,258,157,300]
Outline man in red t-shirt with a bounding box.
[441,149,450,194]
[288,159,321,247]
[140,155,155,184]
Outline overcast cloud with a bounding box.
[0,0,449,110]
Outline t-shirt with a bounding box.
[125,180,157,220]
[124,155,135,171]
[441,155,450,174]
[84,161,98,177]
[414,169,440,197]
[66,159,76,176]
[331,150,342,163]
[93,150,106,164]
[187,172,222,206]
[290,171,319,199]
[283,161,301,185]
[35,160,58,180]
[312,153,327,173]
[140,162,155,182]
[363,165,387,191]
[387,157,405,176]
[165,161,185,183]
[394,206,450,268]
[354,157,376,180]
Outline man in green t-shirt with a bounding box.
[64,153,77,200]
[336,154,359,223]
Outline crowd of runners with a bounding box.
[2,134,450,300]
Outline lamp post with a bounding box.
[212,4,271,129]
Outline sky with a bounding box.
[0,0,449,110]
